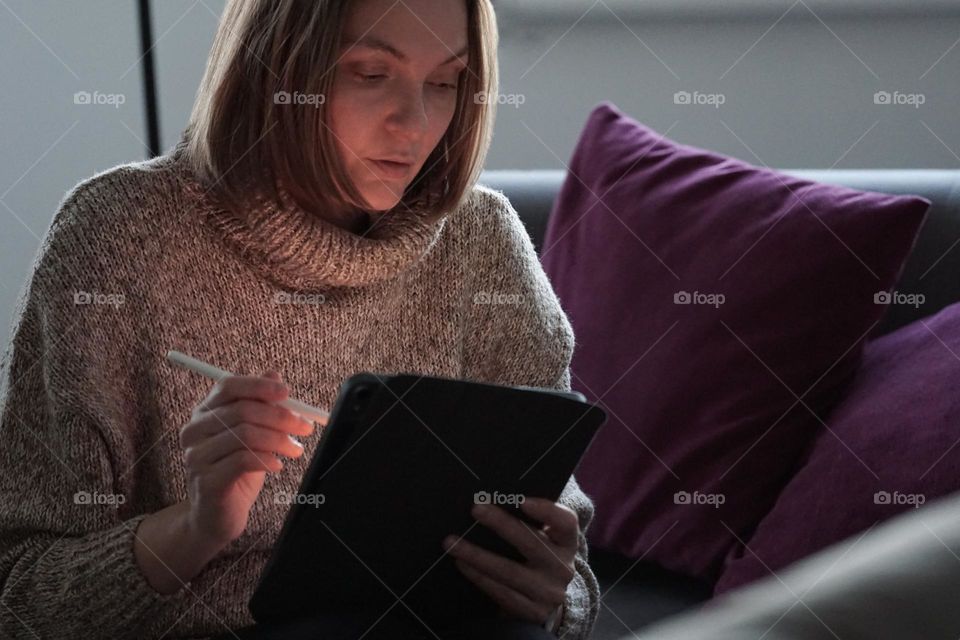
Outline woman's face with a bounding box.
[330,0,469,213]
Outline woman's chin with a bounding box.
[361,192,403,212]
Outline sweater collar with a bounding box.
[169,136,449,292]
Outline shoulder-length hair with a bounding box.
[181,0,498,225]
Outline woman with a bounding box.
[0,1,600,638]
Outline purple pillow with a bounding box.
[715,301,960,592]
[542,101,930,581]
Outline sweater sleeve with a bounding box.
[461,187,601,640]
[0,185,195,639]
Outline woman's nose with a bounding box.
[385,88,429,139]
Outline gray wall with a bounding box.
[2,0,959,336]
[490,9,960,170]
[1,0,147,337]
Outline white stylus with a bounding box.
[166,350,330,423]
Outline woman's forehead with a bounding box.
[340,33,469,66]
[342,0,469,62]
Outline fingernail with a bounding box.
[288,434,303,448]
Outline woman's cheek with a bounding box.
[326,89,373,141]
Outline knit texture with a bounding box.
[0,135,600,640]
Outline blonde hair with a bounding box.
[182,0,498,224]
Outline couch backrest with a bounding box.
[480,169,960,337]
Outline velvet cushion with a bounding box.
[715,301,960,592]
[542,101,931,580]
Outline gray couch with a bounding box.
[479,168,960,639]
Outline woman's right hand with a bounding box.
[178,370,317,548]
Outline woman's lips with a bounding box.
[368,159,413,180]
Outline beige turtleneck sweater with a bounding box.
[0,134,600,640]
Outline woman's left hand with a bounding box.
[441,496,578,629]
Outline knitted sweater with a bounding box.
[0,135,601,640]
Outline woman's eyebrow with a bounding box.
[341,35,469,66]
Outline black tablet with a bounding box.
[249,372,607,628]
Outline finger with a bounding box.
[519,498,580,549]
[471,503,553,562]
[185,422,305,468]
[181,399,314,448]
[207,449,284,485]
[199,373,289,413]
[218,400,315,437]
[454,558,555,627]
[259,372,329,427]
[443,536,547,604]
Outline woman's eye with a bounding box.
[353,71,456,91]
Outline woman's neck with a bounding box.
[276,177,375,236]
[339,209,373,236]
